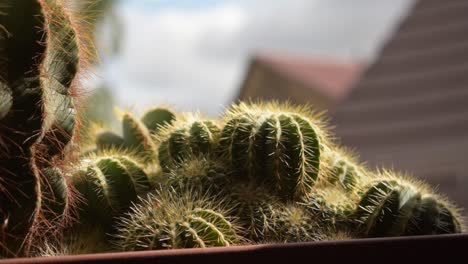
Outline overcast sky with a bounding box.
[97,0,414,116]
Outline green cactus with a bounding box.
[0,0,81,256]
[94,107,175,161]
[158,113,221,171]
[121,112,158,161]
[141,107,176,134]
[227,183,280,241]
[219,102,330,201]
[302,187,356,231]
[70,153,152,227]
[113,189,243,251]
[268,203,321,243]
[325,148,365,192]
[355,176,464,237]
[164,154,229,195]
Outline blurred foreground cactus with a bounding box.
[0,0,83,257]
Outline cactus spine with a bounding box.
[355,176,463,237]
[219,102,330,201]
[114,189,242,251]
[0,0,81,256]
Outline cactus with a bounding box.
[302,187,356,231]
[94,107,175,161]
[219,102,331,201]
[141,107,176,134]
[355,175,464,237]
[164,154,229,195]
[70,153,152,227]
[0,0,82,256]
[325,148,366,192]
[113,189,243,251]
[268,203,320,243]
[158,113,221,171]
[227,183,280,241]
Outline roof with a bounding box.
[254,53,365,101]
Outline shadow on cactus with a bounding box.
[0,0,86,256]
[113,188,244,251]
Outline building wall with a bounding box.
[238,60,333,110]
[331,0,468,208]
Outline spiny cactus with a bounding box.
[158,113,221,171]
[219,102,331,201]
[355,174,464,237]
[302,187,356,231]
[227,183,280,241]
[94,107,175,161]
[163,154,229,195]
[268,203,321,243]
[325,148,366,192]
[141,107,176,134]
[0,0,82,256]
[70,153,152,227]
[113,189,243,251]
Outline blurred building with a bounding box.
[238,0,468,208]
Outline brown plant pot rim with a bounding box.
[1,233,466,264]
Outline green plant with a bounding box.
[302,187,356,232]
[70,153,152,227]
[158,113,221,171]
[0,0,82,256]
[219,102,331,201]
[163,154,229,195]
[113,188,243,251]
[227,183,280,241]
[94,107,175,161]
[325,148,366,193]
[355,174,464,237]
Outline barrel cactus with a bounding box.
[163,154,229,195]
[0,0,83,256]
[113,189,243,251]
[158,113,221,171]
[325,148,366,193]
[219,102,331,201]
[355,173,464,237]
[70,153,152,227]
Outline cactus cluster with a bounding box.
[57,101,464,255]
[0,2,464,255]
[0,0,83,257]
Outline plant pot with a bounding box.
[1,234,465,264]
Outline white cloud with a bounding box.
[102,0,414,116]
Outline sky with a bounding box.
[96,0,414,116]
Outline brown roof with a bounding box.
[254,53,365,102]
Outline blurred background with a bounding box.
[78,0,468,209]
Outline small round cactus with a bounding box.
[227,183,280,241]
[219,102,331,201]
[158,113,221,171]
[141,107,176,133]
[268,203,320,243]
[355,175,464,237]
[113,189,243,251]
[70,153,152,226]
[164,154,229,195]
[302,187,356,231]
[325,148,365,192]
